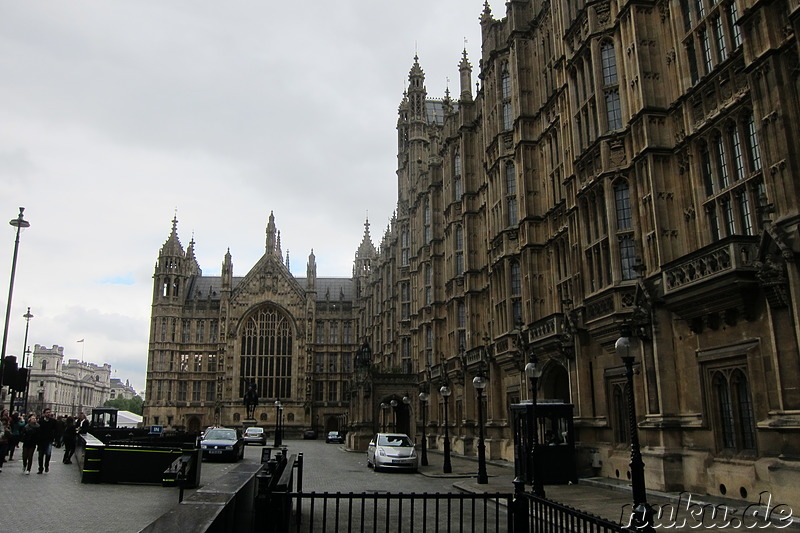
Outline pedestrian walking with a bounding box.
[7,411,24,461]
[77,412,90,434]
[54,415,66,448]
[20,414,39,474]
[0,413,11,473]
[37,407,57,474]
[62,416,76,464]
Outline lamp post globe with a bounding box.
[472,374,488,484]
[440,384,452,473]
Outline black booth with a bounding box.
[511,401,577,485]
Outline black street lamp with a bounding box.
[615,327,654,532]
[0,208,30,398]
[9,306,33,412]
[418,391,429,466]
[273,399,282,447]
[440,384,452,474]
[524,360,545,497]
[390,399,398,432]
[380,402,388,432]
[472,372,489,484]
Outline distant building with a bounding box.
[25,344,111,416]
[110,378,137,401]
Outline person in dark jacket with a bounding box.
[62,416,76,464]
[36,408,57,474]
[20,414,39,474]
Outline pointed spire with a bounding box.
[285,249,290,270]
[276,230,282,258]
[266,211,277,253]
[459,48,473,101]
[408,55,427,119]
[481,0,493,22]
[222,247,233,290]
[160,215,185,257]
[185,236,201,275]
[306,249,317,289]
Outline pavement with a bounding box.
[1,443,797,532]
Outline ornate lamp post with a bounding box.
[616,326,654,531]
[390,399,398,431]
[0,208,30,398]
[472,371,489,484]
[440,383,452,473]
[418,391,429,466]
[402,394,410,434]
[525,359,545,497]
[8,306,33,411]
[380,402,388,432]
[273,399,282,447]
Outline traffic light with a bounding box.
[13,367,28,392]
[1,355,18,386]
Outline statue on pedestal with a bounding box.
[244,381,259,420]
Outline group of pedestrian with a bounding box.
[1,407,90,475]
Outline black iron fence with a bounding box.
[520,490,629,533]
[281,491,513,533]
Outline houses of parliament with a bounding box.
[144,0,800,503]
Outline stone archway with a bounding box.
[542,362,570,403]
[187,416,202,434]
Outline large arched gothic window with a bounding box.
[239,306,293,399]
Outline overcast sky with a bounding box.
[0,1,505,396]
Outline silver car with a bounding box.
[366,433,418,472]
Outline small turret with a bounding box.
[307,249,317,289]
[459,49,473,102]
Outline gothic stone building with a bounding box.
[144,0,800,505]
[143,214,360,437]
[350,0,800,505]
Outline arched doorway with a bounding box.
[542,362,570,403]
[376,397,411,434]
[187,416,202,434]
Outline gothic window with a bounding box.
[196,320,205,343]
[328,381,338,402]
[745,113,761,172]
[41,360,47,371]
[207,353,217,372]
[171,319,177,342]
[715,134,730,189]
[700,28,713,73]
[454,225,464,276]
[205,381,215,402]
[180,353,190,372]
[601,41,622,131]
[456,301,466,352]
[681,0,693,31]
[192,380,201,402]
[209,319,218,343]
[687,40,700,84]
[510,260,522,326]
[401,227,410,266]
[239,305,293,400]
[424,199,432,244]
[738,188,754,235]
[401,337,412,373]
[182,319,191,343]
[721,197,735,236]
[316,321,325,344]
[160,318,167,342]
[424,263,432,305]
[315,353,324,373]
[342,353,351,373]
[193,353,202,372]
[330,322,339,344]
[401,282,410,319]
[712,16,727,62]
[156,380,163,401]
[731,124,745,181]
[707,204,721,241]
[701,142,715,196]
[505,162,518,226]
[425,326,433,367]
[314,381,324,402]
[710,368,756,452]
[329,353,338,373]
[728,2,742,47]
[614,181,632,230]
[343,322,352,344]
[696,0,705,18]
[454,150,463,201]
[612,382,629,444]
[177,381,188,402]
[501,66,512,131]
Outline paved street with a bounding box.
[1,439,797,532]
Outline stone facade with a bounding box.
[143,214,358,437]
[352,0,800,505]
[25,344,112,416]
[143,0,800,505]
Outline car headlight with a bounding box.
[201,444,208,450]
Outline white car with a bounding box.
[366,433,418,472]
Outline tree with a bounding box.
[103,395,144,415]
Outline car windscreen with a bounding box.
[205,429,236,441]
[378,435,413,447]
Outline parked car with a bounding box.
[200,427,245,462]
[303,429,317,440]
[326,431,345,444]
[243,426,267,445]
[366,433,418,472]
